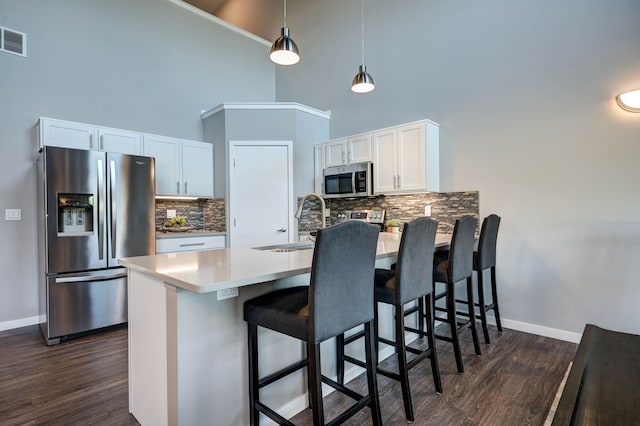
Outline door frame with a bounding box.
[227,140,294,248]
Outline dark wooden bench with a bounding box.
[551,324,640,425]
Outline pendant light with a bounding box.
[270,0,300,66]
[352,0,375,93]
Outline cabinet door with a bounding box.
[182,140,214,197]
[347,133,372,164]
[396,123,426,192]
[143,135,182,196]
[372,128,398,194]
[325,139,347,167]
[40,118,97,151]
[99,127,142,155]
[314,144,325,194]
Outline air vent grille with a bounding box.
[1,26,27,57]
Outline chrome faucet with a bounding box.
[295,192,326,230]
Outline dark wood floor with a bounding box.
[0,324,575,425]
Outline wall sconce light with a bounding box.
[616,89,640,113]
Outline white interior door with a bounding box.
[229,141,293,248]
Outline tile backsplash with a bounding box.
[155,198,225,232]
[155,191,479,235]
[297,192,479,234]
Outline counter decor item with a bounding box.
[386,219,400,233]
[165,215,192,232]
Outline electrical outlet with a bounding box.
[5,209,21,221]
[217,287,239,301]
[167,209,176,218]
[325,208,331,217]
[424,205,432,216]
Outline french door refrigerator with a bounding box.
[37,146,155,345]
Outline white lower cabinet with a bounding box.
[156,235,225,254]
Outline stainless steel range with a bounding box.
[337,209,386,230]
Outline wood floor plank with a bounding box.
[0,324,575,425]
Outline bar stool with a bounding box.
[471,214,502,343]
[337,217,442,422]
[243,221,382,426]
[433,215,481,374]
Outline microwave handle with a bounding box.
[351,171,357,193]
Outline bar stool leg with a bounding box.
[395,304,414,422]
[364,321,383,426]
[336,334,345,385]
[491,266,503,332]
[476,269,491,344]
[373,301,380,363]
[424,293,442,393]
[247,323,260,426]
[466,277,482,356]
[308,342,324,425]
[447,282,464,373]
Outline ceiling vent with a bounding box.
[1,26,27,57]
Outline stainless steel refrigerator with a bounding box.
[37,146,155,345]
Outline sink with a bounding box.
[253,241,315,253]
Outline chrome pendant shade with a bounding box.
[270,0,300,66]
[352,65,375,93]
[352,0,375,93]
[270,27,299,65]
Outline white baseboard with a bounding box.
[486,316,582,344]
[0,315,42,332]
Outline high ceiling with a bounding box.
[182,0,284,41]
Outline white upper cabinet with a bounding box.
[372,120,439,194]
[39,117,142,155]
[314,144,325,194]
[39,118,97,151]
[143,135,213,198]
[324,138,348,167]
[181,140,214,197]
[98,127,142,155]
[347,133,372,164]
[143,135,182,196]
[323,133,372,167]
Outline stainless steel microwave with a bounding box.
[323,162,373,198]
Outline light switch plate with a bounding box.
[5,209,21,221]
[167,209,176,218]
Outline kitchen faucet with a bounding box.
[294,193,326,232]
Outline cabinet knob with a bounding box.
[277,228,287,233]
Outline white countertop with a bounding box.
[119,232,452,294]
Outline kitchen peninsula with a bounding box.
[119,232,452,425]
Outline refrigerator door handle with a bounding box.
[56,270,128,283]
[110,160,117,259]
[97,159,104,260]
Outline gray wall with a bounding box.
[0,0,275,326]
[277,0,640,336]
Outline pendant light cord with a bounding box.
[284,0,287,27]
[360,0,365,64]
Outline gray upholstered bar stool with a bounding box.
[438,214,503,344]
[471,214,502,343]
[336,217,442,422]
[243,221,382,426]
[432,215,481,374]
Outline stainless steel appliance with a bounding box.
[37,146,155,345]
[337,209,386,231]
[323,162,373,198]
